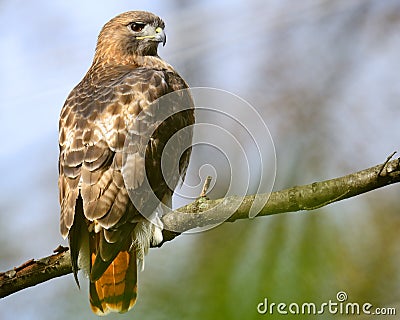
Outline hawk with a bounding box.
[58,11,194,315]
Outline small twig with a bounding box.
[53,245,69,254]
[199,176,212,197]
[378,151,397,176]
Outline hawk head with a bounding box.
[95,11,166,60]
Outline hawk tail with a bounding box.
[89,250,138,315]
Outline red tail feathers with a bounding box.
[89,251,138,315]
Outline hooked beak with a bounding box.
[154,27,167,46]
[136,26,167,47]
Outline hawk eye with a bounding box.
[130,22,146,32]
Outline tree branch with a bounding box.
[1,156,399,298]
[0,246,72,298]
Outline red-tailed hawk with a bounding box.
[58,11,194,315]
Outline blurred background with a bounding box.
[1,0,400,319]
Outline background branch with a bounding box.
[1,157,399,299]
